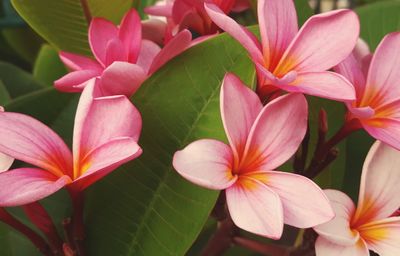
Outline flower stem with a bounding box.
[69,190,86,256]
[23,202,64,255]
[0,208,51,256]
[201,218,237,256]
[79,0,92,24]
[305,118,361,178]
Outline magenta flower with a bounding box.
[55,9,192,97]
[335,32,400,150]
[314,141,400,255]
[0,79,142,206]
[145,0,249,43]
[205,0,358,101]
[173,73,334,239]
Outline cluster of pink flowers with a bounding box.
[1,0,400,255]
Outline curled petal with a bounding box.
[59,52,102,72]
[0,168,71,207]
[54,70,100,92]
[363,119,400,150]
[173,139,236,190]
[226,177,284,239]
[99,62,147,97]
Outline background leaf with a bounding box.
[11,0,135,55]
[33,44,67,86]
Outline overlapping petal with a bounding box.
[72,138,142,190]
[54,70,100,92]
[99,62,147,97]
[226,176,283,239]
[204,3,264,64]
[274,9,359,76]
[173,139,236,190]
[59,51,103,71]
[88,18,119,65]
[358,217,400,255]
[240,93,307,171]
[0,112,73,178]
[257,0,298,70]
[260,171,334,228]
[0,168,71,207]
[220,73,262,162]
[73,82,142,178]
[118,9,142,63]
[315,237,369,256]
[314,190,359,246]
[353,141,400,224]
[362,32,400,107]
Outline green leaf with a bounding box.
[357,0,400,50]
[33,44,67,87]
[0,61,45,99]
[84,32,255,256]
[0,80,11,105]
[1,27,43,64]
[295,0,313,26]
[11,0,135,55]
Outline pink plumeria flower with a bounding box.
[145,0,249,43]
[0,107,13,172]
[173,73,334,239]
[0,79,142,206]
[55,9,192,97]
[205,0,358,102]
[314,141,400,255]
[335,32,400,150]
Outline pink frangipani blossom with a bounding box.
[145,0,249,43]
[173,73,334,239]
[335,32,400,150]
[314,141,400,255]
[205,0,358,102]
[0,79,142,206]
[55,9,192,97]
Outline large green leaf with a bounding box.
[11,0,135,55]
[84,32,255,256]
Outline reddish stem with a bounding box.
[233,237,289,256]
[68,190,86,256]
[0,208,51,256]
[23,202,64,255]
[201,218,237,256]
[306,118,361,178]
